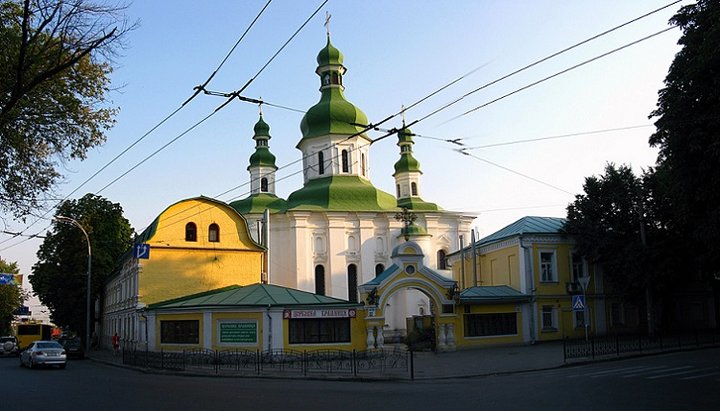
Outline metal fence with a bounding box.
[563,329,720,361]
[123,347,412,379]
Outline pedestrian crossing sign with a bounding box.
[572,295,586,311]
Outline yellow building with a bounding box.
[102,196,265,349]
[145,284,365,352]
[447,216,613,346]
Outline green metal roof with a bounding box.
[229,193,288,214]
[316,35,343,66]
[248,115,277,169]
[476,216,567,246]
[397,197,441,211]
[285,175,399,212]
[299,87,370,142]
[149,283,358,310]
[459,285,530,303]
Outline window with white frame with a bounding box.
[574,309,591,328]
[541,305,557,330]
[540,251,557,282]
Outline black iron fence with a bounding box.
[123,347,412,379]
[563,329,720,362]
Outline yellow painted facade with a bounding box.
[139,198,264,305]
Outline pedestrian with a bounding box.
[112,332,120,356]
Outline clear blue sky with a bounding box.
[1,0,689,320]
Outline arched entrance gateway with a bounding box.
[359,241,459,351]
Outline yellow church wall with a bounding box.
[155,313,204,350]
[140,248,262,305]
[138,198,264,305]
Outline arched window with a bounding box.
[341,150,349,173]
[348,235,356,251]
[260,177,268,192]
[437,250,447,270]
[208,223,220,242]
[185,222,197,242]
[347,264,358,303]
[315,265,325,296]
[375,264,385,277]
[396,184,400,197]
[361,153,366,176]
[411,182,418,196]
[318,151,325,175]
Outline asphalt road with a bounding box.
[1,348,718,410]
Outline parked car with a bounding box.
[19,340,66,369]
[0,336,20,357]
[58,337,85,359]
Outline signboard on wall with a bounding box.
[219,321,257,344]
[283,308,357,319]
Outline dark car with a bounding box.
[58,337,85,359]
[1,336,20,357]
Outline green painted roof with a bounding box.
[149,283,358,309]
[317,35,344,66]
[230,193,288,214]
[397,197,441,211]
[248,115,277,169]
[393,153,422,174]
[477,216,567,246]
[459,285,530,303]
[299,87,370,142]
[286,175,399,212]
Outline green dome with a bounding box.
[397,127,415,144]
[230,193,287,214]
[253,116,270,137]
[300,88,370,140]
[248,115,277,169]
[393,154,421,175]
[248,148,276,169]
[317,36,344,66]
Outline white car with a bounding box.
[19,340,67,369]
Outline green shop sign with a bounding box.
[219,321,257,344]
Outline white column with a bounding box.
[437,323,447,351]
[446,323,456,351]
[376,326,384,349]
[203,312,213,349]
[366,326,375,349]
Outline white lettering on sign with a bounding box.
[283,308,357,319]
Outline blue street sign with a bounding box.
[134,243,150,259]
[13,306,30,316]
[0,273,16,285]
[572,295,586,312]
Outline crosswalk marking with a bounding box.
[581,366,649,377]
[619,366,673,378]
[645,366,700,379]
[680,369,720,380]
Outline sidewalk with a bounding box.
[88,342,567,380]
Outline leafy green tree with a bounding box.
[649,0,720,280]
[0,0,133,219]
[30,194,133,338]
[564,164,650,295]
[0,257,26,335]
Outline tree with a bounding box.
[0,257,25,335]
[30,193,133,337]
[649,0,720,280]
[564,164,651,295]
[0,0,133,219]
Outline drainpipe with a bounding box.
[459,235,465,289]
[266,305,272,351]
[471,229,478,286]
[520,236,536,343]
[263,209,270,285]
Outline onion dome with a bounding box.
[248,115,277,170]
[299,36,370,144]
[393,126,422,175]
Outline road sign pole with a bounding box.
[579,275,591,342]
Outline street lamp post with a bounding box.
[56,216,92,350]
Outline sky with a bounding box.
[0,0,690,321]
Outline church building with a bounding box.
[230,34,475,330]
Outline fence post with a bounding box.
[616,334,620,357]
[591,338,595,359]
[303,350,307,377]
[410,349,415,381]
[352,349,357,377]
[161,349,164,369]
[638,334,642,352]
[563,337,567,362]
[256,349,261,375]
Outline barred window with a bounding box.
[289,318,351,344]
[160,320,199,344]
[464,313,517,337]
